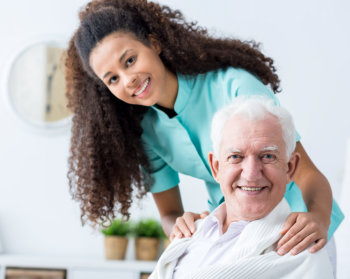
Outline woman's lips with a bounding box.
[134,78,150,98]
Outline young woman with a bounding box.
[65,0,343,256]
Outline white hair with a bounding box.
[211,96,296,159]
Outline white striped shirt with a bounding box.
[173,203,248,279]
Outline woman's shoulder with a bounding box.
[177,67,275,103]
[209,67,263,83]
[179,67,257,87]
[180,67,245,79]
[177,67,248,90]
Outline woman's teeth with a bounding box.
[240,187,263,191]
[134,78,150,96]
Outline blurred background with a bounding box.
[0,0,349,278]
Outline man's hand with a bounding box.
[276,212,328,256]
[169,211,209,241]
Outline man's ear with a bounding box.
[286,152,301,183]
[148,34,161,55]
[208,151,220,183]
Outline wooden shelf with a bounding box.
[0,254,156,279]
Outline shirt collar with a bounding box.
[173,74,193,115]
[202,203,225,234]
[202,203,248,236]
[149,74,192,117]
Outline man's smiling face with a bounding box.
[209,114,297,222]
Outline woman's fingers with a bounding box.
[277,212,328,255]
[280,232,317,255]
[279,212,298,235]
[170,212,202,240]
[182,212,200,234]
[277,213,301,250]
[309,238,327,253]
[170,225,183,241]
[174,215,192,237]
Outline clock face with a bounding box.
[44,46,71,122]
[7,41,72,129]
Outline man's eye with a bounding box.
[228,154,242,163]
[261,154,276,162]
[109,75,118,85]
[126,56,135,66]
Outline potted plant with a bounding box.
[133,219,165,261]
[102,219,130,260]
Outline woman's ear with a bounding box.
[208,151,220,183]
[148,34,161,55]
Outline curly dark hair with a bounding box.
[65,0,281,227]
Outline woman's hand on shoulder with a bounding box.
[170,211,209,241]
[276,211,328,256]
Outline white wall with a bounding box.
[0,0,349,274]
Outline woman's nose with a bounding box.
[124,74,138,88]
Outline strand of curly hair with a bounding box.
[66,0,281,227]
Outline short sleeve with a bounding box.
[233,68,301,143]
[143,142,180,193]
[234,68,280,105]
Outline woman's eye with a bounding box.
[126,56,135,66]
[108,75,118,85]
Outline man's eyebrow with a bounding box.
[102,49,134,80]
[224,148,241,154]
[261,145,279,152]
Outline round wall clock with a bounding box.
[3,37,72,133]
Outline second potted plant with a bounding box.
[133,218,165,261]
[102,219,130,260]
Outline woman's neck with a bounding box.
[156,69,178,110]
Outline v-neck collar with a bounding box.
[173,74,193,115]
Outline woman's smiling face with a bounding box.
[89,32,177,108]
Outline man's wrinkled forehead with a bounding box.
[219,114,285,156]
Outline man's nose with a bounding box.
[241,157,263,181]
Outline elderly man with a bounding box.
[150,96,333,279]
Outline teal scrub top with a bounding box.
[141,67,344,238]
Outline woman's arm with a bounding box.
[152,186,184,237]
[152,186,206,240]
[294,142,332,228]
[276,142,332,255]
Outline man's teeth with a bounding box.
[240,187,263,191]
[135,78,150,96]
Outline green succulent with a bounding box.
[132,218,166,238]
[101,219,130,237]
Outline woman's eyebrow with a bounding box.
[102,49,134,80]
[119,49,133,63]
[103,71,112,80]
